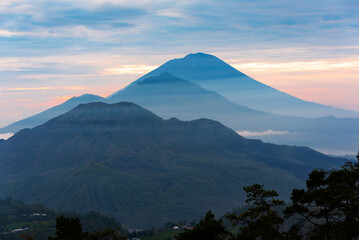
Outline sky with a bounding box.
[0,0,358,128]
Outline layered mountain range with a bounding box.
[110,72,359,154]
[0,53,355,227]
[0,102,346,228]
[112,53,359,118]
[2,54,358,153]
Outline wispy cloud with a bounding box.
[230,59,359,72]
[236,130,291,137]
[0,29,26,37]
[104,65,158,75]
[0,86,86,92]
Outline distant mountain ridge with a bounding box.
[111,52,359,118]
[0,94,106,134]
[3,72,359,154]
[109,72,279,130]
[108,73,359,154]
[0,102,346,228]
[1,53,358,153]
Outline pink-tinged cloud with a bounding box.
[228,58,359,111]
[230,59,359,72]
[104,65,158,75]
[0,86,87,92]
[0,133,14,140]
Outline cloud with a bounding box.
[230,59,359,72]
[0,0,173,26]
[0,133,14,140]
[236,130,291,137]
[0,29,25,37]
[104,65,158,75]
[0,0,358,50]
[0,28,69,38]
[30,4,144,28]
[0,86,86,92]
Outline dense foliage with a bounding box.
[226,184,285,240]
[225,154,359,240]
[0,198,124,240]
[1,156,358,239]
[175,211,227,240]
[49,216,126,240]
[175,155,359,240]
[285,155,359,239]
[49,216,85,240]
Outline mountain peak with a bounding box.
[108,52,244,98]
[75,101,138,110]
[0,93,107,134]
[49,101,163,129]
[69,101,152,115]
[137,72,186,85]
[67,94,104,102]
[140,52,243,81]
[184,52,217,59]
[171,52,227,66]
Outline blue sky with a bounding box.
[0,0,358,127]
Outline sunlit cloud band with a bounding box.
[230,60,359,72]
[104,65,158,75]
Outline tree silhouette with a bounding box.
[226,184,285,240]
[49,215,85,240]
[285,158,359,240]
[175,211,228,240]
[85,227,126,240]
[48,215,127,240]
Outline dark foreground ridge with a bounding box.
[0,102,345,228]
